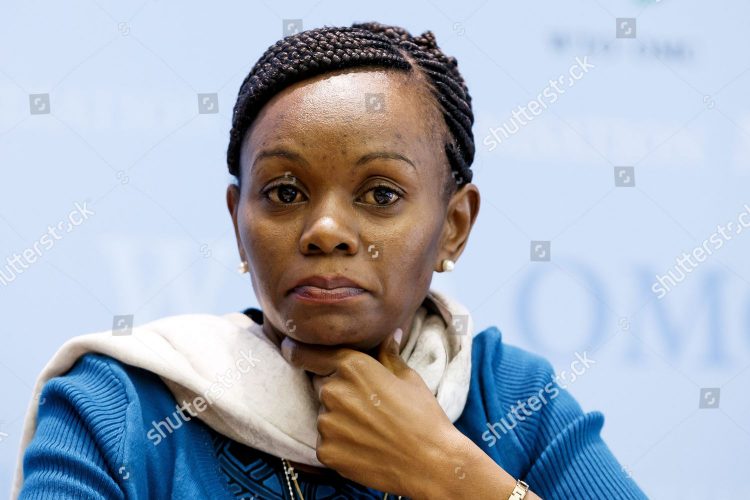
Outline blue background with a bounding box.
[2,1,749,497]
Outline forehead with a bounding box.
[240,68,445,167]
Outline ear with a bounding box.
[226,183,247,263]
[435,183,480,272]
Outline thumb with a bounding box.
[377,327,405,373]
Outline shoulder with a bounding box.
[33,352,180,454]
[38,352,131,423]
[470,326,603,452]
[30,350,201,464]
[471,325,565,390]
[20,353,195,497]
[469,327,647,498]
[40,351,175,413]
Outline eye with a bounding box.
[262,183,306,204]
[359,184,403,206]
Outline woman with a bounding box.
[14,22,648,499]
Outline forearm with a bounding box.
[414,430,541,500]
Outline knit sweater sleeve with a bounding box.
[19,354,129,499]
[513,352,648,499]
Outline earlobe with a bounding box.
[440,258,455,272]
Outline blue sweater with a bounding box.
[18,325,648,499]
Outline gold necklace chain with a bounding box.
[281,457,303,499]
[280,458,402,500]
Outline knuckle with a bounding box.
[317,411,335,435]
[315,443,333,465]
[339,354,366,377]
[318,384,336,406]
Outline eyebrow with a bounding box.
[251,148,416,172]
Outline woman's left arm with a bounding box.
[281,331,541,499]
[416,426,543,499]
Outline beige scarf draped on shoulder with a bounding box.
[12,288,475,498]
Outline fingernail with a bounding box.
[280,336,294,361]
[393,328,403,346]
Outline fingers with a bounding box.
[312,374,329,401]
[312,374,345,414]
[282,328,409,379]
[281,336,343,376]
[377,328,409,374]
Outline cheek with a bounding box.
[241,214,296,285]
[379,221,440,287]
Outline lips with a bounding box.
[288,274,366,294]
[291,286,367,301]
[287,275,369,303]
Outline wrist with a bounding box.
[428,427,520,499]
[419,427,491,499]
[405,426,466,499]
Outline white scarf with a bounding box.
[12,288,474,498]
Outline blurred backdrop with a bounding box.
[1,0,749,497]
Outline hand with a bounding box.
[280,328,465,498]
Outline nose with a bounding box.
[299,197,359,256]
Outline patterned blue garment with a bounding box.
[211,429,402,499]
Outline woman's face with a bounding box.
[227,68,479,351]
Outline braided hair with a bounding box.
[226,21,475,201]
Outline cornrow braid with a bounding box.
[226,21,475,195]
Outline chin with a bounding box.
[284,320,378,350]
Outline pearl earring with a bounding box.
[237,260,249,274]
[441,258,455,272]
